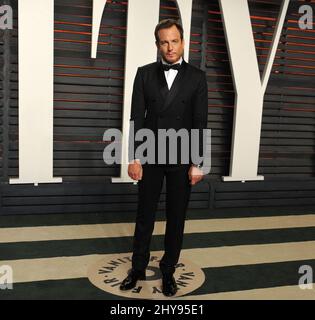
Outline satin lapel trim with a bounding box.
[160,61,187,113]
[157,63,169,102]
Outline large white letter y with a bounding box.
[219,0,290,182]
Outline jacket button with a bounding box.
[176,116,181,120]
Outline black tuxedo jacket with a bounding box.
[128,59,208,165]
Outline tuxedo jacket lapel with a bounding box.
[157,62,169,102]
[158,60,188,114]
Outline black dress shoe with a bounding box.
[119,269,146,291]
[162,273,178,297]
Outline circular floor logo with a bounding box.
[87,254,205,299]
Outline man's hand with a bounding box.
[128,159,143,181]
[188,165,204,185]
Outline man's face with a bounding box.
[156,25,185,64]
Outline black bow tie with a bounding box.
[162,63,182,71]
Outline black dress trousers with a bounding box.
[131,163,192,275]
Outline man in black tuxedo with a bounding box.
[120,19,208,297]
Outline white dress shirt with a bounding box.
[161,57,183,90]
